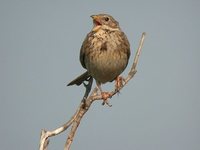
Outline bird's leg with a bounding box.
[115,76,125,92]
[96,81,112,107]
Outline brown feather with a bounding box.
[67,71,91,86]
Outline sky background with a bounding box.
[0,0,200,150]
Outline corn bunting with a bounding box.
[67,14,130,100]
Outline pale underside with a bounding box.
[83,28,129,84]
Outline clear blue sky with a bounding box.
[0,0,199,150]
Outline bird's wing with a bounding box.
[80,32,92,69]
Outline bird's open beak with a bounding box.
[90,15,98,20]
[91,15,102,32]
[91,15,101,26]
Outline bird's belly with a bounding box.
[86,50,127,83]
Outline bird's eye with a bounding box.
[104,17,109,21]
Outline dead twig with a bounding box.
[39,32,146,150]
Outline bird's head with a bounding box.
[91,14,120,32]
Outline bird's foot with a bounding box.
[101,92,112,107]
[115,76,125,92]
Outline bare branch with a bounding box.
[129,32,146,76]
[64,78,94,150]
[39,106,80,150]
[39,78,93,150]
[39,32,146,150]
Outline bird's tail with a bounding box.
[67,71,91,86]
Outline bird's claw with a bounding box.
[115,76,125,92]
[101,92,112,107]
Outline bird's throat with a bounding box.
[92,25,102,32]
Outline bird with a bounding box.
[67,14,130,100]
